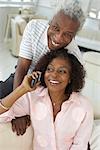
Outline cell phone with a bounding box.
[31,73,41,87]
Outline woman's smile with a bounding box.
[49,79,60,85]
[44,57,71,93]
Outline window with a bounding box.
[0,0,36,3]
[0,0,37,6]
[88,0,100,19]
[0,0,34,1]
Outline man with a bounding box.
[12,0,86,135]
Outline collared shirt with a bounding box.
[0,87,93,150]
[19,19,83,73]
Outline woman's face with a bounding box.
[44,57,71,94]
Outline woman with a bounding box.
[0,48,93,150]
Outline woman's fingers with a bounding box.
[22,71,41,92]
[31,71,41,87]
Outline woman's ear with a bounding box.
[68,79,71,84]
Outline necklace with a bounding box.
[52,101,61,107]
[51,95,67,107]
[53,102,56,106]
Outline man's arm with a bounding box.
[12,19,35,135]
[13,57,31,90]
[12,57,32,135]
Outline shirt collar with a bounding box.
[38,87,80,105]
[65,92,81,105]
[37,87,48,97]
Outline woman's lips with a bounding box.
[49,79,60,84]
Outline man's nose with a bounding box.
[55,33,64,43]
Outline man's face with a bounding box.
[47,11,80,50]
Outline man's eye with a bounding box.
[64,32,73,39]
[52,26,59,31]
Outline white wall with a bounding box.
[91,0,100,11]
[0,1,56,42]
[0,0,99,42]
[0,6,19,42]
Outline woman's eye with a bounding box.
[58,69,67,74]
[46,67,53,72]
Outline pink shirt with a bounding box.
[0,87,93,150]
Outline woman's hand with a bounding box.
[21,71,41,92]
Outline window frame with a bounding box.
[0,0,35,5]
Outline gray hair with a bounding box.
[54,0,86,31]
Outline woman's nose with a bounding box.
[51,70,58,77]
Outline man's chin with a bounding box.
[48,41,65,50]
[49,46,62,51]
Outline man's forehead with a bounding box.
[50,12,80,32]
[51,13,69,26]
[52,11,64,21]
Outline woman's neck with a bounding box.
[48,91,66,105]
[48,90,68,121]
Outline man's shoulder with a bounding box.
[65,39,84,65]
[26,19,49,35]
[28,19,49,27]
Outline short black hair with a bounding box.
[34,48,86,97]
